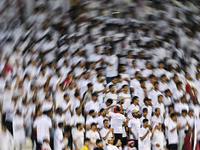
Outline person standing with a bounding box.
[128,109,140,149]
[138,119,151,150]
[167,113,181,150]
[54,122,65,150]
[151,121,166,150]
[13,109,26,150]
[73,123,84,150]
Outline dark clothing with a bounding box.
[114,134,122,145]
[94,147,104,150]
[169,144,178,150]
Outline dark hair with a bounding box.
[97,75,102,78]
[171,113,177,118]
[87,83,93,88]
[132,96,138,103]
[74,91,80,97]
[182,109,187,114]
[165,89,170,93]
[89,110,95,115]
[96,139,102,145]
[149,74,155,79]
[158,95,163,98]
[99,108,105,113]
[154,81,159,85]
[109,85,114,89]
[176,81,182,87]
[161,74,166,78]
[84,138,90,143]
[76,123,81,128]
[143,119,149,123]
[135,71,140,76]
[143,108,148,112]
[58,122,64,128]
[155,108,160,112]
[64,93,68,98]
[107,99,113,104]
[122,84,128,88]
[103,119,108,123]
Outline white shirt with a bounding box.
[86,130,100,150]
[134,87,145,106]
[33,115,52,143]
[106,55,118,77]
[73,129,84,150]
[174,102,189,114]
[151,115,163,125]
[105,92,118,105]
[118,92,131,109]
[151,130,166,150]
[109,112,126,134]
[148,90,162,105]
[168,119,178,144]
[159,81,168,92]
[153,102,165,118]
[128,118,140,140]
[0,130,14,150]
[107,144,119,150]
[140,105,152,120]
[100,128,113,149]
[93,81,105,104]
[126,104,140,120]
[177,116,188,138]
[186,115,194,129]
[85,100,100,113]
[13,115,26,144]
[139,127,151,150]
[54,127,64,150]
[130,79,140,91]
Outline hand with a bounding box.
[132,134,136,139]
[103,87,107,92]
[156,143,160,147]
[177,124,181,129]
[152,127,156,133]
[116,140,122,146]
[68,104,71,109]
[109,128,114,132]
[147,129,150,134]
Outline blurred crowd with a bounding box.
[1,0,200,150]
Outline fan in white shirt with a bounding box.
[0,124,14,150]
[86,123,100,150]
[173,81,184,103]
[118,85,131,109]
[93,75,107,104]
[174,96,189,115]
[162,89,172,113]
[141,62,153,78]
[140,98,153,120]
[151,121,166,150]
[130,71,142,95]
[86,110,98,130]
[138,119,151,150]
[136,52,146,70]
[154,61,166,78]
[153,95,165,118]
[148,82,162,105]
[73,123,84,150]
[100,119,114,150]
[126,60,140,79]
[126,96,140,120]
[128,109,140,143]
[54,122,65,150]
[88,45,103,68]
[167,113,181,150]
[186,109,194,130]
[85,93,100,116]
[151,108,164,125]
[158,74,168,93]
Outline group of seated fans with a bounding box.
[1,0,200,150]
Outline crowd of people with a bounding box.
[1,0,200,150]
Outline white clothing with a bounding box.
[138,127,151,150]
[54,127,64,150]
[86,130,100,150]
[167,119,178,145]
[128,118,140,140]
[151,130,166,150]
[73,129,84,150]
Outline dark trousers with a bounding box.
[36,141,42,150]
[169,144,178,150]
[5,121,13,135]
[122,137,127,148]
[114,134,122,145]
[134,140,138,149]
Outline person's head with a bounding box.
[173,74,179,83]
[91,122,97,131]
[89,110,96,118]
[122,84,128,92]
[128,141,135,148]
[75,107,82,115]
[132,96,139,105]
[143,97,149,105]
[109,85,115,93]
[83,71,90,79]
[64,93,70,102]
[149,74,156,83]
[111,76,118,84]
[76,123,83,130]
[56,107,63,116]
[161,74,167,82]
[106,99,113,106]
[155,108,160,116]
[100,108,106,117]
[188,109,194,117]
[87,83,93,92]
[118,96,124,105]
[142,108,148,118]
[132,109,139,118]
[180,95,186,103]
[96,68,102,75]
[154,81,159,90]
[45,93,51,101]
[132,60,137,67]
[143,119,149,128]
[119,106,125,114]
[84,138,91,147]
[171,113,177,122]
[146,62,151,69]
[176,81,183,90]
[182,110,187,117]
[74,91,80,99]
[158,95,163,103]
[94,45,99,53]
[120,65,126,73]
[158,61,164,68]
[92,93,98,102]
[103,119,109,128]
[135,71,141,79]
[140,79,146,88]
[97,75,102,82]
[96,139,103,148]
[168,105,174,114]
[165,89,171,97]
[58,122,64,129]
[107,137,114,145]
[185,72,191,80]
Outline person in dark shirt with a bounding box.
[94,139,104,150]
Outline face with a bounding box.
[104,121,109,128]
[132,61,136,67]
[158,96,163,103]
[108,139,114,145]
[92,96,98,102]
[132,112,138,118]
[85,141,90,147]
[129,143,135,148]
[156,109,160,115]
[112,78,118,84]
[110,86,115,92]
[143,121,148,128]
[143,111,148,117]
[172,115,177,122]
[97,76,102,82]
[146,63,151,69]
[97,142,103,148]
[123,86,128,92]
